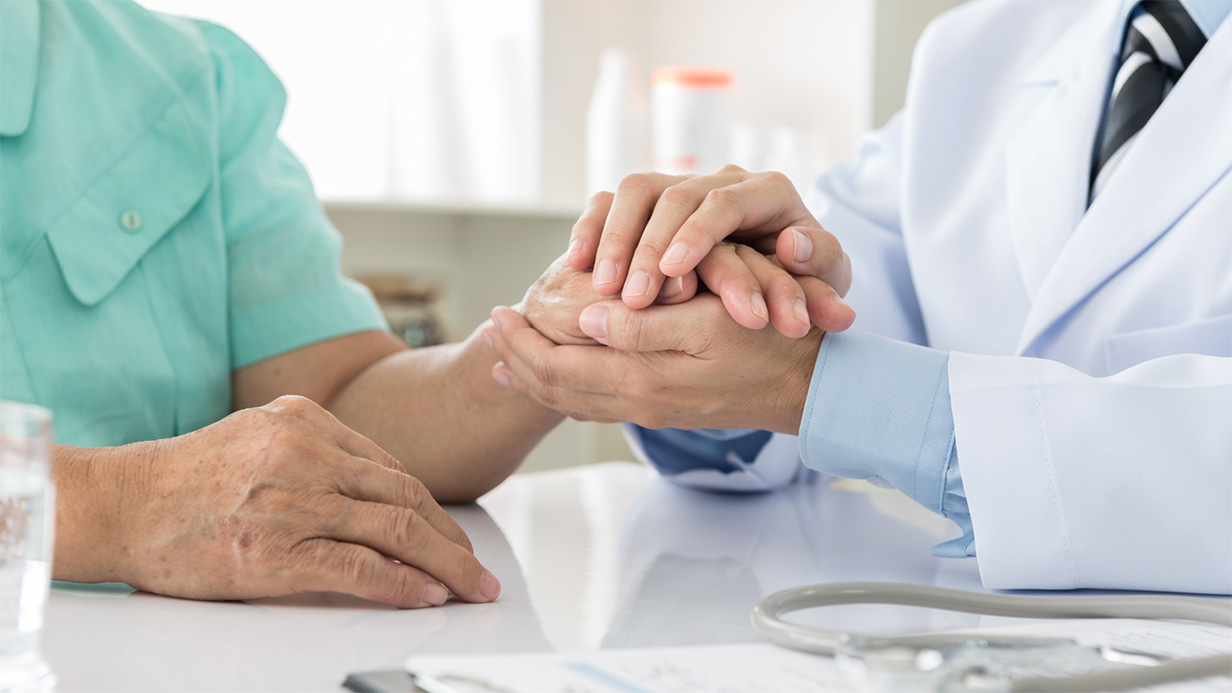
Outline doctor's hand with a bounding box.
[485,295,822,433]
[64,395,500,608]
[565,167,855,337]
[518,252,698,346]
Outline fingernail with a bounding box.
[493,365,512,388]
[423,583,448,606]
[624,271,651,298]
[579,303,610,340]
[479,570,501,601]
[792,229,813,264]
[567,237,582,259]
[481,327,495,349]
[663,242,690,266]
[832,295,852,312]
[660,276,684,299]
[793,299,809,327]
[595,258,618,286]
[751,294,769,323]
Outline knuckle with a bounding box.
[718,163,746,174]
[265,394,321,419]
[634,237,668,261]
[403,476,430,508]
[659,183,697,209]
[703,186,740,210]
[813,232,845,273]
[616,173,653,197]
[587,190,614,208]
[763,170,793,189]
[339,548,377,588]
[387,508,431,552]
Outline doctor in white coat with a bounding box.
[487,0,1232,595]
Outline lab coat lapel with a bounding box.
[1017,16,1232,354]
[1004,0,1122,304]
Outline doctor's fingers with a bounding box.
[576,296,732,353]
[318,496,497,605]
[698,245,816,337]
[796,275,857,334]
[773,227,854,298]
[650,169,816,280]
[653,270,699,305]
[488,330,683,426]
[567,191,613,271]
[616,167,755,308]
[583,172,691,295]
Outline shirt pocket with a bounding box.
[1104,315,1232,375]
[44,99,210,306]
[5,98,212,446]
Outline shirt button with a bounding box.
[120,210,143,232]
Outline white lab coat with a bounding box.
[635,0,1232,594]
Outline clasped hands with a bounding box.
[484,166,856,435]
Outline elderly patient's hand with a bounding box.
[115,395,499,608]
[485,294,823,433]
[517,253,698,346]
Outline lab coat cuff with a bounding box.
[798,331,955,514]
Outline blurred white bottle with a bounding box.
[651,67,733,176]
[586,49,649,196]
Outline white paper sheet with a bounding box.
[405,619,1232,693]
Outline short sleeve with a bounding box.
[198,22,386,368]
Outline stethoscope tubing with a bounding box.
[752,581,1232,692]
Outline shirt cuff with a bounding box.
[799,330,974,556]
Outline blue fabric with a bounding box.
[630,427,774,476]
[798,331,974,557]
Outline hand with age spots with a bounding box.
[90,395,500,608]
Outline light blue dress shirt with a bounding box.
[633,0,1230,559]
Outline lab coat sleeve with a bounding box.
[950,352,1232,594]
[807,112,928,346]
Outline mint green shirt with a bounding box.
[0,1,386,447]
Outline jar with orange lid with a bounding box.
[651,67,734,176]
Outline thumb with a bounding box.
[579,296,723,352]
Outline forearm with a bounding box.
[328,324,564,502]
[51,442,151,584]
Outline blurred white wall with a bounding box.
[136,0,959,472]
[139,0,884,207]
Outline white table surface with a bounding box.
[43,461,1003,692]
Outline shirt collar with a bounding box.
[1117,0,1232,38]
[1181,0,1232,36]
[0,0,39,137]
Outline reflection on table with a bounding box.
[44,461,990,692]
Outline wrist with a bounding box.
[767,328,824,435]
[467,322,565,428]
[51,442,156,584]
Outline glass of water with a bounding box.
[0,402,54,692]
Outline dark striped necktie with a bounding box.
[1090,0,1208,200]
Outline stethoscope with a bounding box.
[753,582,1232,692]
